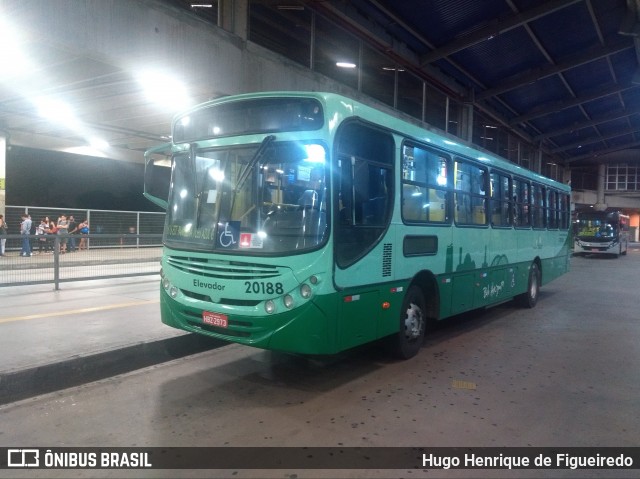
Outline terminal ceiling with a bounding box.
[1,0,640,169]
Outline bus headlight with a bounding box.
[265,300,276,314]
[283,294,294,309]
[300,283,312,299]
[162,277,171,290]
[169,286,178,298]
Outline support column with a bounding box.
[534,149,542,174]
[219,0,249,40]
[0,135,6,217]
[562,165,571,186]
[595,163,607,211]
[459,99,474,143]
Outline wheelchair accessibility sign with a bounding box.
[217,221,241,249]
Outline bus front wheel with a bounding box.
[517,262,540,308]
[391,285,426,359]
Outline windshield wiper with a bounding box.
[236,135,276,192]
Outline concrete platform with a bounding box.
[0,276,225,404]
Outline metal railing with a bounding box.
[2,206,165,237]
[1,205,165,288]
[0,233,162,289]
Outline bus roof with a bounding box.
[174,91,570,192]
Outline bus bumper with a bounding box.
[159,286,338,355]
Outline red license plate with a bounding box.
[202,311,228,328]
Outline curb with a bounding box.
[0,334,228,405]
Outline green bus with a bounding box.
[144,92,571,359]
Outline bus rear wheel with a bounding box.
[517,262,540,308]
[391,285,426,359]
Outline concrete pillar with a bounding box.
[534,149,542,174]
[219,0,248,40]
[0,135,5,217]
[595,163,607,211]
[459,101,474,143]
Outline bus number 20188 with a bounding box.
[245,281,284,295]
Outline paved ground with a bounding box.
[0,247,639,478]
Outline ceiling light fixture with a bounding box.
[136,70,192,111]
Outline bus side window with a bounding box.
[532,184,545,229]
[401,144,449,224]
[559,193,569,229]
[490,172,511,227]
[454,159,487,225]
[513,179,530,227]
[547,190,558,229]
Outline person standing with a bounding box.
[45,217,57,253]
[0,214,7,256]
[56,215,69,253]
[77,219,89,251]
[20,213,32,257]
[67,215,78,252]
[36,217,49,254]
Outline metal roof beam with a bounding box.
[509,84,637,125]
[563,139,640,163]
[420,0,582,65]
[476,40,633,101]
[550,125,640,152]
[308,0,468,97]
[533,109,638,140]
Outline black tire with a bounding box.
[391,285,426,359]
[517,262,540,308]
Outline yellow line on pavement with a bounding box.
[0,299,160,324]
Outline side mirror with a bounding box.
[144,143,171,210]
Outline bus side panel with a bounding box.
[337,289,380,351]
[451,273,474,314]
[470,223,518,308]
[449,226,489,312]
[473,267,512,306]
[333,226,406,349]
[540,231,571,285]
[390,225,453,320]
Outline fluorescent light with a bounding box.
[136,70,192,111]
[89,137,109,150]
[0,16,32,78]
[336,62,356,69]
[35,97,82,130]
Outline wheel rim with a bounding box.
[530,268,538,300]
[404,302,424,340]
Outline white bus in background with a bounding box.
[574,210,630,257]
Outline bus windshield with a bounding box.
[164,139,328,254]
[575,217,617,240]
